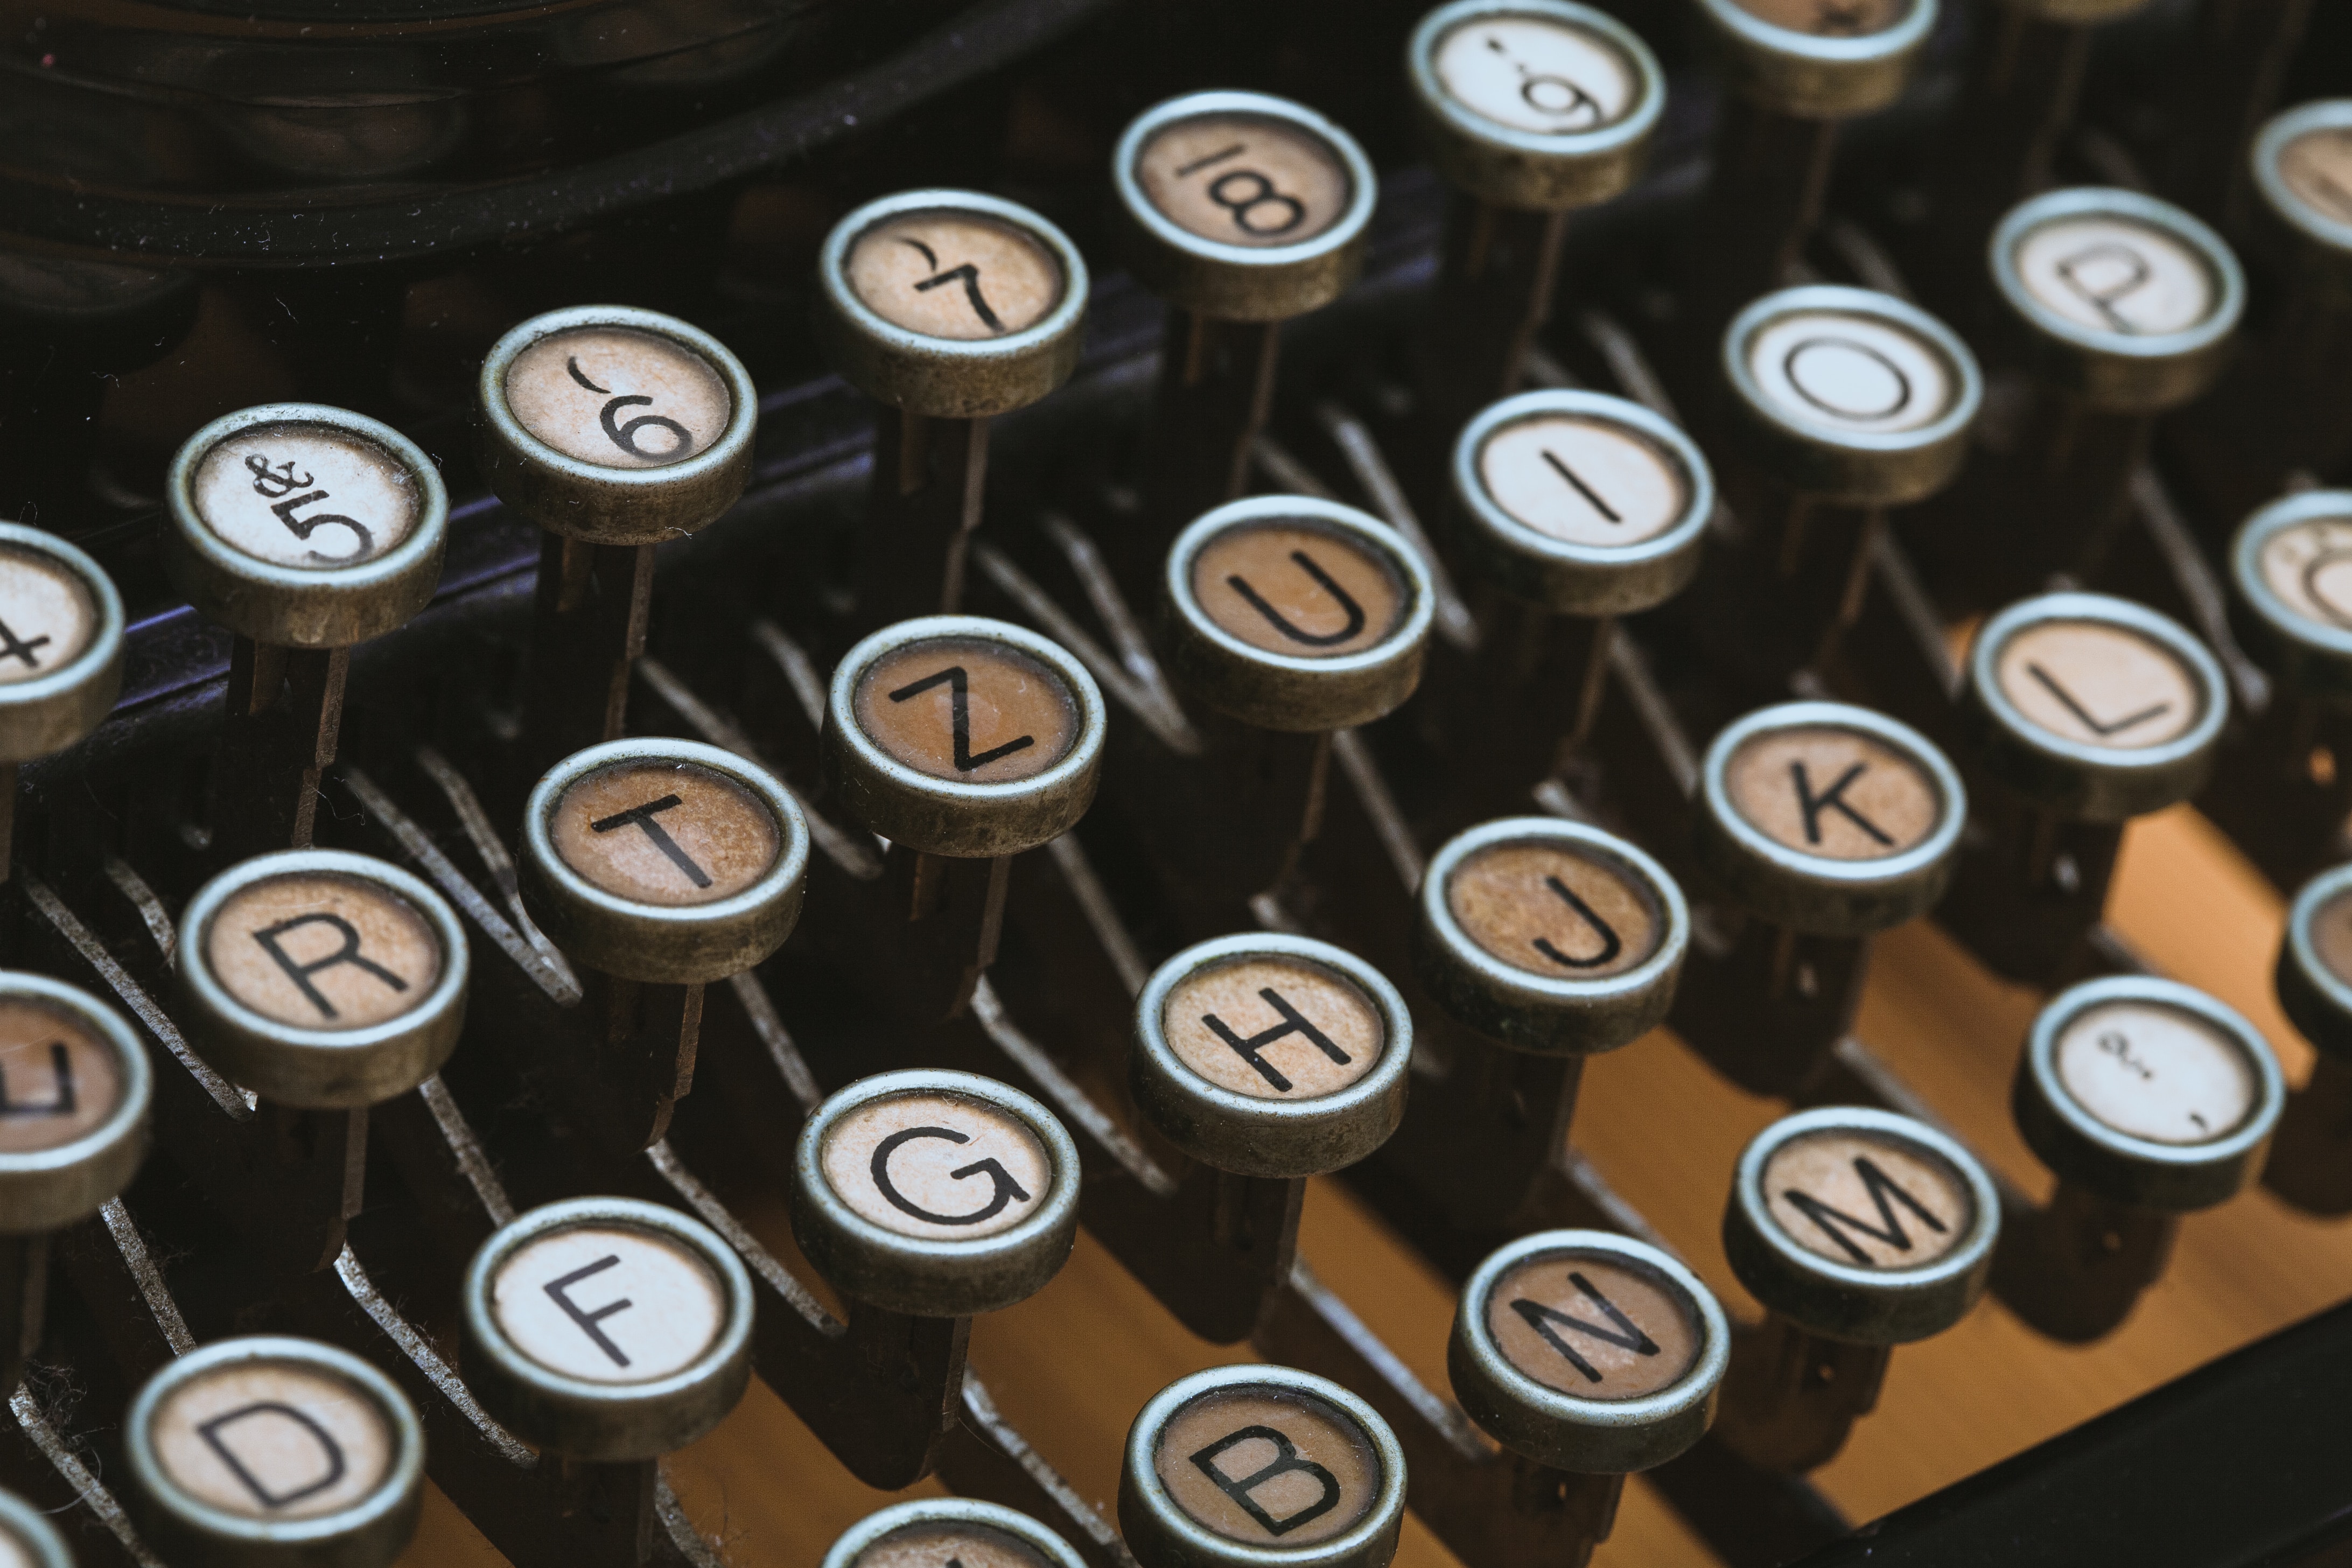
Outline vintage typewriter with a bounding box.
[1,0,2348,1563]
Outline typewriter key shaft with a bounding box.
[2265,863,2352,1213]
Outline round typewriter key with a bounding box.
[792,1068,1080,1318]
[463,1196,754,1461]
[1114,92,1378,322]
[0,1489,71,1568]
[1164,498,1434,733]
[1407,0,1665,210]
[1966,592,2228,821]
[2016,977,2286,1210]
[824,615,1106,859]
[0,972,150,1234]
[1449,1229,1727,1472]
[818,190,1089,420]
[2277,863,2352,1063]
[166,404,447,650]
[1695,702,1965,937]
[1990,188,2244,414]
[824,1499,1091,1568]
[1132,934,1411,1178]
[2255,100,2352,252]
[1453,391,1713,615]
[1726,1108,1999,1343]
[1691,0,1936,118]
[0,522,123,764]
[2231,490,2352,699]
[521,737,809,985]
[477,304,758,545]
[125,1335,423,1568]
[177,849,468,1111]
[1417,817,1688,1055]
[1722,286,1982,506]
[1121,1365,1406,1568]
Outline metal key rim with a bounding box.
[0,521,125,764]
[2230,488,2352,691]
[1114,90,1380,275]
[1988,187,2246,368]
[177,849,471,1110]
[124,1335,425,1559]
[1450,1228,1729,1472]
[822,1498,1093,1568]
[0,969,151,1235]
[2251,99,2352,256]
[1691,0,1936,117]
[0,1486,73,1568]
[2280,862,2352,1064]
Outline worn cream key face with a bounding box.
[190,423,420,570]
[1745,311,1958,438]
[552,761,781,908]
[1477,415,1688,548]
[492,1224,727,1383]
[148,1360,395,1521]
[505,326,732,469]
[2256,512,2352,633]
[2307,886,2352,992]
[2054,1000,2260,1145]
[1486,1252,1703,1398]
[1163,956,1382,1100]
[1993,619,2203,750]
[204,874,440,1031]
[0,544,97,688]
[1136,115,1353,248]
[1725,726,1942,862]
[1430,15,1641,135]
[2276,127,2352,227]
[1447,841,1661,979]
[1155,1386,1380,1546]
[822,1090,1053,1241]
[2012,216,2218,338]
[845,212,1065,341]
[1193,522,1407,659]
[1730,0,1910,33]
[0,997,123,1153]
[853,638,1080,785]
[855,1521,1053,1568]
[1763,1130,1972,1269]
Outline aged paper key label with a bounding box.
[191,424,420,569]
[0,998,122,1153]
[206,874,441,1031]
[1447,841,1660,978]
[1155,1387,1380,1545]
[553,761,781,907]
[1486,1253,1702,1398]
[0,544,96,686]
[149,1361,395,1521]
[822,1090,1053,1241]
[506,327,731,470]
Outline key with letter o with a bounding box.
[0,522,124,885]
[1120,1364,1407,1568]
[792,1068,1080,1318]
[1714,1107,1998,1471]
[1115,90,1377,541]
[1997,977,2284,1341]
[2263,863,2352,1214]
[477,304,758,766]
[818,190,1090,627]
[125,1335,425,1568]
[824,1499,1091,1568]
[1940,592,2227,985]
[0,972,151,1391]
[167,404,447,855]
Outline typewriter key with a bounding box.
[1121,1365,1407,1568]
[1692,0,1934,120]
[2229,477,2352,708]
[125,1335,424,1568]
[1133,934,1412,1178]
[0,1488,71,1568]
[1116,91,1377,537]
[0,523,124,883]
[463,1195,755,1462]
[2264,863,2352,1213]
[792,1068,1080,1318]
[824,1499,1091,1568]
[1716,1108,1998,1471]
[167,404,447,852]
[1450,1229,1728,1473]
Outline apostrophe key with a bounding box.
[1992,978,2284,1340]
[1405,0,1665,446]
[462,1197,755,1567]
[1450,1229,1728,1566]
[1938,593,2229,985]
[821,615,1104,1023]
[177,849,467,1273]
[124,1335,424,1568]
[817,190,1090,627]
[477,306,758,773]
[1678,702,1965,1096]
[1715,1108,1999,1470]
[166,404,447,857]
[1119,1365,1408,1568]
[1116,92,1377,548]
